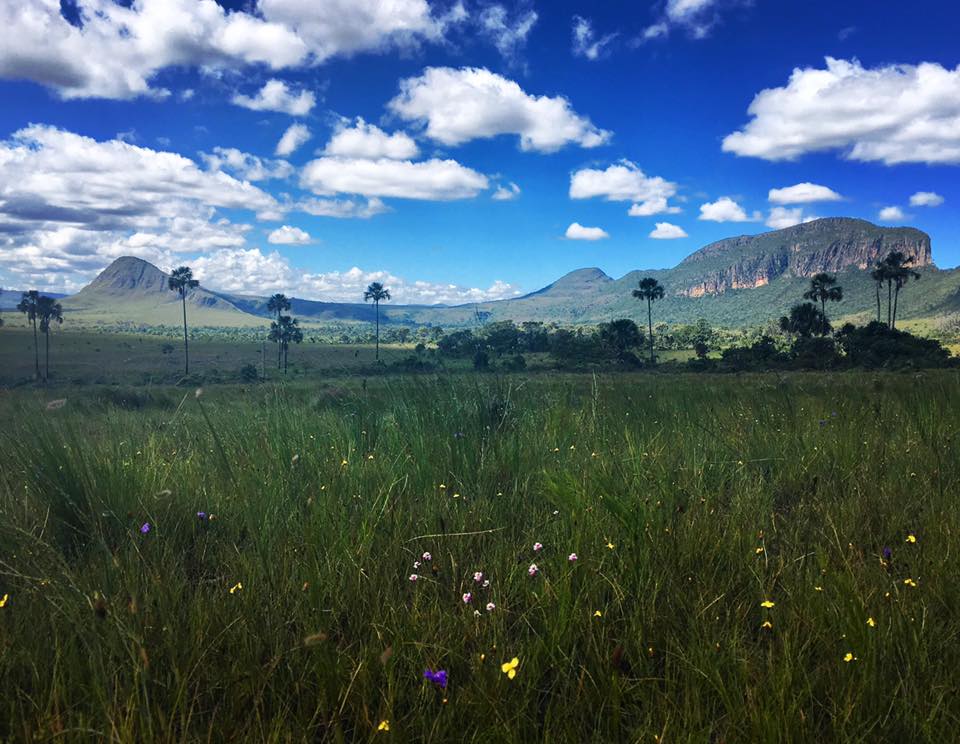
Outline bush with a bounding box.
[836,322,953,369]
[504,353,527,371]
[239,364,259,383]
[473,349,490,371]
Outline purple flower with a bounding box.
[196,511,207,521]
[568,553,578,562]
[462,592,473,604]
[424,669,448,688]
[140,522,151,534]
[422,552,432,562]
[882,546,893,561]
[533,542,543,552]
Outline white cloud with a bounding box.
[698,197,758,222]
[649,222,688,239]
[188,247,521,305]
[723,58,960,165]
[766,207,818,230]
[389,67,611,152]
[276,124,312,156]
[572,16,617,61]
[201,147,293,181]
[268,225,312,244]
[297,197,389,219]
[0,0,459,100]
[323,118,419,160]
[492,182,521,201]
[232,79,316,116]
[478,5,538,64]
[878,206,906,222]
[910,191,944,207]
[565,222,609,241]
[768,182,843,204]
[570,160,679,215]
[640,0,723,42]
[301,157,488,200]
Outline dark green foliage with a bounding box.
[779,303,832,338]
[836,322,952,369]
[598,318,644,361]
[719,335,787,371]
[482,321,520,356]
[239,363,259,382]
[472,348,490,370]
[438,329,477,356]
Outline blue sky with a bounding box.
[1,0,958,303]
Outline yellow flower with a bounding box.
[229,582,243,594]
[906,534,916,543]
[606,541,615,550]
[843,652,857,663]
[754,547,764,555]
[501,657,519,679]
[439,483,446,490]
[367,454,374,460]
[760,600,775,608]
[867,617,876,627]
[903,578,917,587]
[593,610,602,618]
[377,720,390,732]
[761,620,773,629]
[340,459,348,466]
[814,586,823,592]
[0,593,8,608]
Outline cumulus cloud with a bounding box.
[297,197,390,219]
[276,124,312,156]
[478,4,538,64]
[232,79,316,116]
[698,197,759,222]
[878,206,906,222]
[766,207,818,230]
[492,182,521,201]
[0,0,459,100]
[649,222,688,239]
[201,147,293,181]
[572,16,617,60]
[389,67,611,152]
[570,160,679,216]
[268,225,312,244]
[768,182,843,204]
[910,191,944,207]
[723,58,960,165]
[323,118,419,160]
[301,157,488,200]
[565,222,609,241]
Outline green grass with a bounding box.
[2,372,959,742]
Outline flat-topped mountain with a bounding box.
[55,218,958,329]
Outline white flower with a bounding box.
[409,574,419,582]
[528,563,539,577]
[422,552,432,561]
[486,602,496,612]
[568,553,578,562]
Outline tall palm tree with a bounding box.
[16,290,41,379]
[779,302,831,338]
[882,252,921,330]
[167,266,199,376]
[802,273,843,323]
[266,293,291,369]
[363,282,391,361]
[870,265,886,324]
[37,296,63,383]
[632,277,665,363]
[269,315,304,374]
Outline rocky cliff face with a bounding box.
[676,218,931,297]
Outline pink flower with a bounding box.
[568,553,578,562]
[422,552,432,561]
[409,574,419,582]
[528,563,539,577]
[486,602,496,612]
[462,592,473,604]
[533,542,543,552]
[473,571,484,583]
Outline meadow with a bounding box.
[1,369,959,742]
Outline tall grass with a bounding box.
[1,372,959,742]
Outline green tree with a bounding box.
[779,303,831,338]
[881,252,921,330]
[269,315,304,374]
[598,319,643,361]
[363,282,391,361]
[167,266,199,376]
[37,295,63,382]
[266,293,291,369]
[632,277,665,362]
[870,265,886,324]
[802,273,843,323]
[16,290,41,379]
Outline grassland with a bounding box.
[1,370,959,742]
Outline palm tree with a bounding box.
[266,293,291,369]
[882,252,921,330]
[16,290,41,379]
[779,302,831,338]
[363,282,391,361]
[37,296,63,382]
[802,273,843,324]
[632,277,665,362]
[167,266,199,376]
[870,265,886,324]
[269,315,304,373]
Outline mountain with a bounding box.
[54,218,960,330]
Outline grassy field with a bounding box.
[2,371,959,742]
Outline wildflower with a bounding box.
[903,578,917,587]
[422,552,432,562]
[606,541,615,550]
[882,546,893,561]
[867,617,876,627]
[462,592,473,604]
[482,579,490,588]
[501,657,519,679]
[196,511,207,521]
[527,563,539,577]
[754,547,764,555]
[0,593,8,608]
[473,571,484,583]
[409,574,419,582]
[593,610,602,618]
[439,484,446,490]
[140,522,151,534]
[423,669,448,688]
[473,609,481,617]
[486,602,496,612]
[340,459,348,466]
[367,454,374,460]
[906,534,916,544]
[533,542,543,552]
[814,586,823,592]
[377,720,390,732]
[568,553,578,562]
[761,621,773,629]
[229,582,243,594]
[843,652,857,663]
[413,561,421,569]
[760,600,775,608]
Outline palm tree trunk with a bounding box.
[276,312,282,369]
[892,285,900,329]
[875,282,881,323]
[44,327,49,383]
[182,293,189,375]
[32,316,39,379]
[821,297,826,327]
[886,281,893,329]
[647,299,654,363]
[375,300,380,361]
[283,342,288,374]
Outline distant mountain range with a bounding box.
[45,218,960,330]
